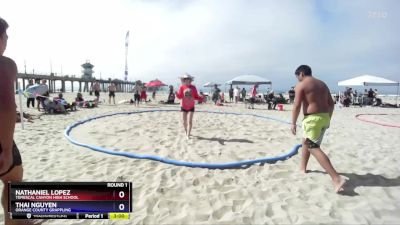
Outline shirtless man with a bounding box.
[92,80,101,102]
[291,65,346,193]
[108,83,116,104]
[0,17,33,225]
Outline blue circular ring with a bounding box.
[64,109,301,169]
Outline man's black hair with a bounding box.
[295,65,312,76]
[0,17,8,36]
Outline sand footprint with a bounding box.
[211,206,231,220]
[192,178,200,186]
[232,199,246,212]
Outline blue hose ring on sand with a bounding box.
[64,109,301,169]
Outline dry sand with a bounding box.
[1,92,399,225]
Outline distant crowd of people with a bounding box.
[24,78,104,114]
[338,87,381,107]
[24,77,391,113]
[24,75,301,112]
[205,85,296,110]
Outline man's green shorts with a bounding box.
[302,113,330,148]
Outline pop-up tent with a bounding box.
[338,74,399,105]
[203,82,221,95]
[203,82,221,87]
[226,75,272,85]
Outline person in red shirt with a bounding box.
[249,84,258,109]
[176,73,202,139]
[140,86,147,103]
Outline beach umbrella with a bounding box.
[145,79,167,87]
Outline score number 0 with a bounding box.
[118,191,126,211]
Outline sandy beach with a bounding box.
[3,92,400,225]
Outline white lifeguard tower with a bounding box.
[81,60,94,80]
[81,61,95,92]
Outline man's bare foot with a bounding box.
[300,168,308,173]
[333,176,347,193]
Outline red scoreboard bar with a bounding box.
[8,182,132,220]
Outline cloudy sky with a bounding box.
[1,0,399,92]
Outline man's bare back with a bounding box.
[295,76,334,115]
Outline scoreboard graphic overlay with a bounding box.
[9,182,132,220]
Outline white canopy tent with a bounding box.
[203,82,221,87]
[226,75,272,85]
[203,82,221,96]
[338,74,399,105]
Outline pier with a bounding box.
[16,61,136,93]
[16,73,135,93]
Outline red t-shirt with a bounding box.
[176,84,202,110]
[250,85,257,98]
[140,90,147,99]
